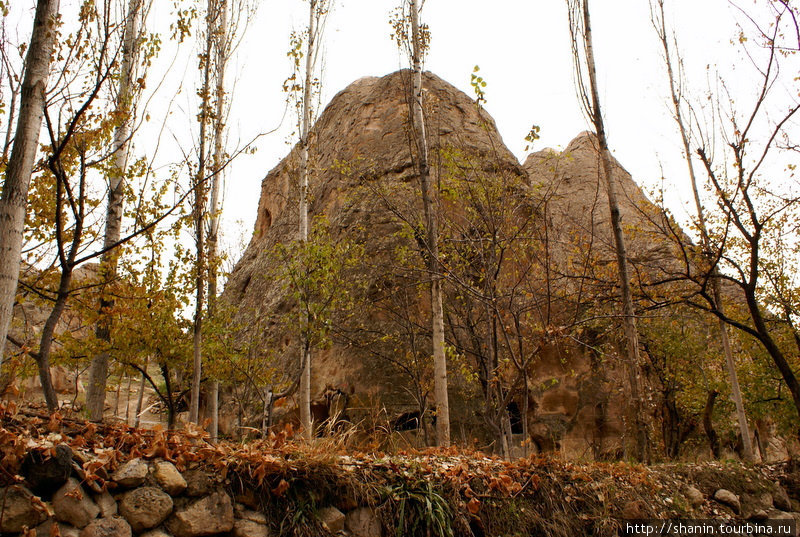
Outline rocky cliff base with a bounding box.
[1,410,800,537]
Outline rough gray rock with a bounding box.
[112,459,149,488]
[165,491,234,537]
[318,506,345,533]
[119,486,174,532]
[53,478,101,528]
[714,489,741,514]
[79,516,133,537]
[232,518,271,537]
[234,505,267,525]
[153,461,187,495]
[93,490,118,518]
[345,507,383,537]
[0,485,48,532]
[684,486,704,507]
[183,468,213,497]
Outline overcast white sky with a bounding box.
[7,0,779,270]
[213,0,746,255]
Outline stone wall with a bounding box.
[3,441,800,537]
[0,447,381,537]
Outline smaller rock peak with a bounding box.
[565,130,601,153]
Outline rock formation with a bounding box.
[223,69,769,459]
[224,69,529,440]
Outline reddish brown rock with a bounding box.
[0,485,48,533]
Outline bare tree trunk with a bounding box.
[189,0,215,425]
[36,269,73,411]
[124,373,133,424]
[297,0,318,441]
[114,370,122,417]
[652,0,753,462]
[703,389,720,459]
[409,0,450,447]
[0,0,60,366]
[87,0,144,422]
[570,0,648,461]
[206,0,228,442]
[134,357,147,428]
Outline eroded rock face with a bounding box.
[222,70,680,458]
[223,69,528,443]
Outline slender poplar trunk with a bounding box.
[189,1,215,425]
[297,0,318,441]
[0,0,60,366]
[409,0,450,447]
[87,0,144,422]
[206,0,228,442]
[114,371,122,417]
[124,373,133,423]
[575,0,648,461]
[653,0,753,461]
[134,357,147,428]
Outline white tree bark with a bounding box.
[189,0,215,425]
[0,0,60,366]
[409,0,450,447]
[653,0,753,461]
[207,0,229,442]
[134,357,148,428]
[87,0,144,422]
[298,0,318,441]
[570,0,648,461]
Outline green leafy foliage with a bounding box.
[271,216,365,353]
[469,65,487,107]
